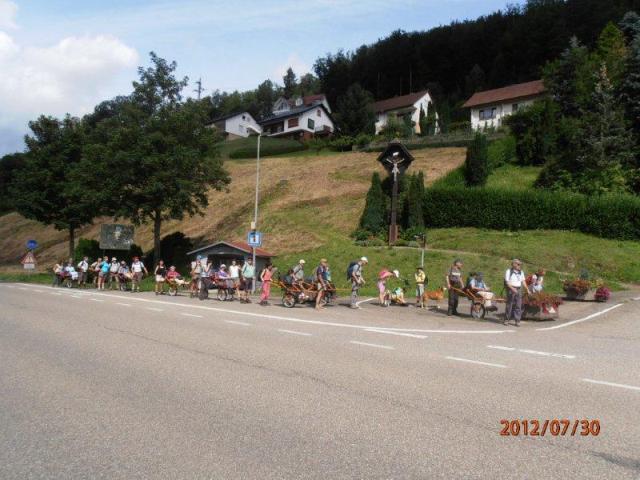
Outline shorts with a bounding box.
[244,278,254,291]
[99,271,107,278]
[416,284,425,297]
[132,272,143,282]
[377,281,386,295]
[155,275,165,283]
[317,282,325,292]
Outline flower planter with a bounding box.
[523,303,560,320]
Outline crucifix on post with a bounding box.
[377,140,414,245]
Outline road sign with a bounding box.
[26,239,38,250]
[21,250,37,270]
[247,231,262,248]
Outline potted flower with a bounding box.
[594,285,611,303]
[562,279,591,300]
[524,292,562,320]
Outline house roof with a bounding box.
[371,90,430,113]
[187,241,275,258]
[463,80,546,108]
[259,104,331,126]
[208,111,253,125]
[302,94,326,105]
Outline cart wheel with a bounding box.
[217,289,226,301]
[470,302,486,319]
[282,294,296,308]
[169,288,177,296]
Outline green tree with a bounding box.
[255,80,278,119]
[10,115,95,259]
[506,97,560,166]
[283,67,297,98]
[85,53,231,262]
[595,22,628,87]
[334,83,375,136]
[360,171,387,234]
[402,173,425,229]
[0,152,26,213]
[464,132,489,187]
[622,35,640,139]
[298,73,321,96]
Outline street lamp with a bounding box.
[247,126,262,293]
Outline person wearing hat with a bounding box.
[98,255,110,290]
[315,258,330,310]
[415,266,427,308]
[445,259,464,316]
[505,259,527,326]
[108,257,119,290]
[350,257,368,309]
[130,256,148,292]
[377,268,397,307]
[292,259,306,286]
[469,272,495,309]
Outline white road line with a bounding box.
[355,297,376,307]
[582,378,640,392]
[537,303,624,331]
[445,356,507,369]
[487,345,575,359]
[116,302,131,307]
[90,298,104,302]
[146,307,163,312]
[225,320,252,326]
[180,313,202,318]
[278,329,312,336]
[365,328,428,339]
[16,283,514,335]
[350,341,395,350]
[632,296,640,301]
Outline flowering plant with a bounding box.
[594,285,611,302]
[562,279,591,296]
[524,292,563,309]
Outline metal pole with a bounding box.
[251,134,261,294]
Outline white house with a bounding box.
[259,103,335,140]
[371,90,438,135]
[207,111,262,140]
[463,80,546,130]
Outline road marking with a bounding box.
[90,298,104,302]
[487,345,575,359]
[445,356,507,368]
[537,303,624,331]
[355,297,376,307]
[582,378,640,392]
[225,320,252,326]
[632,296,640,301]
[116,302,131,307]
[180,313,202,318]
[349,341,394,350]
[278,329,312,336]
[16,283,514,335]
[365,328,428,339]
[146,307,163,312]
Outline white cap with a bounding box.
[220,264,226,268]
[361,256,368,263]
[299,259,306,264]
[393,269,400,278]
[112,257,117,261]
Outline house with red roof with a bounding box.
[371,90,438,135]
[463,80,546,131]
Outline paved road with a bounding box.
[1,283,639,479]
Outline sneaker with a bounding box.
[504,320,509,326]
[515,322,521,327]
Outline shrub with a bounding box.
[354,133,373,148]
[488,135,517,168]
[464,133,489,186]
[328,136,354,151]
[229,141,307,159]
[423,187,640,240]
[74,238,101,262]
[359,172,388,234]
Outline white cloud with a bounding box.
[0,10,138,153]
[274,53,311,80]
[0,0,17,30]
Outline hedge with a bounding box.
[424,187,640,240]
[229,142,307,159]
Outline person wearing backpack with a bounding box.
[349,257,368,309]
[504,259,527,326]
[445,259,464,316]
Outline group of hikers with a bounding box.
[52,253,544,324]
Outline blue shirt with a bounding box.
[100,261,110,273]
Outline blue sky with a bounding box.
[0,0,525,154]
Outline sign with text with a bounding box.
[247,231,262,248]
[99,224,134,250]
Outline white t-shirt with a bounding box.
[132,261,145,273]
[77,260,88,272]
[229,265,240,279]
[505,268,526,288]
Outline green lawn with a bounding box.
[220,136,307,160]
[431,165,542,190]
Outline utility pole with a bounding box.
[194,78,205,100]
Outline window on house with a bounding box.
[317,109,321,117]
[512,103,519,112]
[308,118,315,130]
[491,107,497,118]
[288,118,299,128]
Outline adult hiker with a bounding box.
[415,266,426,308]
[259,263,275,306]
[109,257,119,290]
[154,260,167,295]
[98,256,110,290]
[77,256,89,288]
[349,257,368,309]
[315,258,330,310]
[504,259,527,326]
[240,258,255,303]
[292,259,306,285]
[445,259,464,316]
[130,256,148,293]
[229,260,241,291]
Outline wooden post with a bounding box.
[389,173,399,245]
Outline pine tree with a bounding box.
[464,133,489,187]
[283,67,297,98]
[359,172,387,234]
[595,22,628,87]
[334,83,375,136]
[622,35,640,138]
[407,173,425,228]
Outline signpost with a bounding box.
[247,231,263,248]
[21,250,37,272]
[26,239,38,250]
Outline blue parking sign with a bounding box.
[247,231,262,247]
[26,239,38,250]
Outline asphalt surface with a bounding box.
[1,283,639,479]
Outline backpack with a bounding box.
[346,261,358,280]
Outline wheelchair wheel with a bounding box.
[470,302,486,319]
